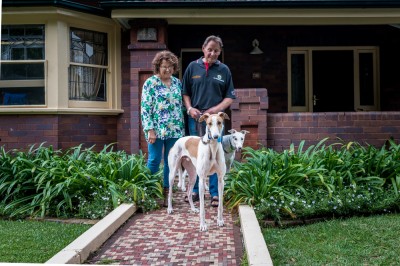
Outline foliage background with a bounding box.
[225,138,400,224]
[0,143,162,219]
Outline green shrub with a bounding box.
[225,138,400,223]
[0,143,162,219]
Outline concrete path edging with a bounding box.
[239,205,274,266]
[45,203,137,264]
[45,203,272,265]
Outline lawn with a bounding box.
[263,213,400,265]
[0,220,91,263]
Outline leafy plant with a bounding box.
[225,138,400,223]
[0,143,162,219]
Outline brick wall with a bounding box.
[231,88,268,150]
[0,115,58,150]
[123,19,168,155]
[58,115,117,151]
[117,31,134,153]
[267,112,400,152]
[0,115,117,152]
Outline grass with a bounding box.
[263,213,400,265]
[0,220,91,263]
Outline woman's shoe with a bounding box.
[163,187,169,207]
[184,193,200,203]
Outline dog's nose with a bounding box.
[236,147,242,152]
[212,134,219,139]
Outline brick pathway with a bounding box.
[86,190,243,265]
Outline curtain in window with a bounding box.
[69,29,107,101]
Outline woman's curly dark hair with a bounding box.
[152,50,180,74]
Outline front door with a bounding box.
[312,50,354,112]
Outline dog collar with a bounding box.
[222,144,230,154]
[201,138,209,144]
[222,136,235,153]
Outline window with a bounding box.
[0,25,46,106]
[288,47,379,112]
[288,51,309,112]
[69,28,108,102]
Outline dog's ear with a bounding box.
[217,112,230,120]
[199,113,210,122]
[228,129,236,134]
[241,130,250,135]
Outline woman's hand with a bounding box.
[147,130,156,144]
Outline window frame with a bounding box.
[288,46,380,112]
[68,27,110,108]
[0,24,47,107]
[1,7,122,114]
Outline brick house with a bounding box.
[1,0,400,154]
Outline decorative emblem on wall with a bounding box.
[137,28,157,41]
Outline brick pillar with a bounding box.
[230,88,268,150]
[125,19,168,154]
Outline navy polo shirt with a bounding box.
[182,57,236,110]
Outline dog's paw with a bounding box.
[191,207,199,213]
[167,207,173,214]
[217,219,224,227]
[200,223,208,232]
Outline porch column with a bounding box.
[123,19,168,154]
[230,88,268,150]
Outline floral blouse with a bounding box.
[141,75,185,140]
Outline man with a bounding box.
[182,35,236,207]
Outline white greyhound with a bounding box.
[221,129,250,172]
[177,129,250,192]
[167,112,229,231]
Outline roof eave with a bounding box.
[100,0,400,9]
[2,0,110,16]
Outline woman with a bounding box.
[141,50,185,207]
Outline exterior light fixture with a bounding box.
[250,39,264,54]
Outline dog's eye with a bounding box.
[217,121,221,125]
[234,137,237,140]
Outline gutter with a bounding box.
[100,0,400,9]
[2,0,110,16]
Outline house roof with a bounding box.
[4,0,400,11]
[4,0,400,28]
[2,0,109,16]
[99,0,400,9]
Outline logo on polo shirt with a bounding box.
[213,75,224,83]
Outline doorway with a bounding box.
[312,50,354,112]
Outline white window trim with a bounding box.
[1,7,122,115]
